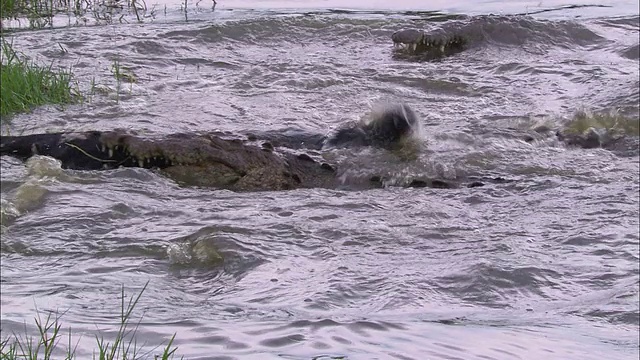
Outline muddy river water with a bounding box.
[1,0,639,359]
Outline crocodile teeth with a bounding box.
[411,43,417,52]
[440,45,445,53]
[108,149,113,158]
[101,145,106,153]
[138,158,144,167]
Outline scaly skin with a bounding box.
[0,131,337,191]
[391,29,467,60]
[2,108,636,193]
[0,130,512,191]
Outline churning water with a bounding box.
[1,0,639,359]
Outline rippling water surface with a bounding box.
[1,0,639,359]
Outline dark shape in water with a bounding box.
[324,103,420,150]
[554,128,639,157]
[243,103,421,151]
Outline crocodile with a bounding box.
[3,126,631,192]
[0,129,513,191]
[0,104,514,191]
[391,28,467,60]
[2,104,634,192]
[389,14,603,61]
[0,130,336,191]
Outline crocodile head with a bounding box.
[391,29,467,60]
[0,131,339,191]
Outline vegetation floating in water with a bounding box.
[0,282,182,360]
[0,39,78,122]
[564,110,640,137]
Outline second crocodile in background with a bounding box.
[391,28,467,61]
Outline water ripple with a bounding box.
[1,7,639,360]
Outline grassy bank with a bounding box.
[0,0,147,26]
[0,283,182,360]
[1,0,59,21]
[1,0,83,122]
[0,38,77,121]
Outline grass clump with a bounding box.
[0,38,78,121]
[564,110,640,137]
[0,282,182,360]
[1,0,56,21]
[0,0,148,26]
[1,0,20,19]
